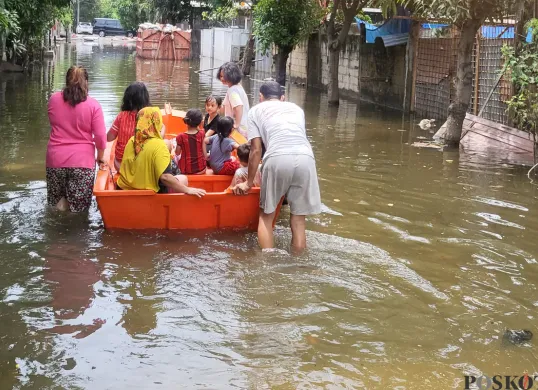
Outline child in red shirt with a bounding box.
[107,82,150,172]
[175,109,207,175]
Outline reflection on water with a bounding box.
[0,42,538,388]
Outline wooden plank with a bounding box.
[464,124,535,153]
[466,113,533,140]
[435,113,535,157]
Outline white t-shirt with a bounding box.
[223,84,250,136]
[247,101,314,161]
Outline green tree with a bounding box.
[78,0,101,23]
[402,0,526,145]
[318,0,397,105]
[117,0,154,30]
[4,0,70,62]
[254,0,321,85]
[201,4,238,23]
[99,0,119,18]
[203,0,257,75]
[56,6,74,31]
[324,0,368,105]
[502,19,538,141]
[0,4,19,63]
[153,0,207,25]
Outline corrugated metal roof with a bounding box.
[355,17,410,44]
[381,33,409,47]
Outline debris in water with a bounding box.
[502,329,533,346]
[388,203,394,207]
[334,199,340,202]
[418,119,436,130]
[446,160,454,163]
[412,141,443,150]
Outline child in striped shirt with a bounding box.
[107,82,150,171]
[175,109,207,175]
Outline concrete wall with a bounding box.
[285,33,407,110]
[201,29,213,58]
[288,41,308,84]
[200,28,250,62]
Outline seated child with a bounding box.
[166,140,181,176]
[107,82,150,171]
[231,143,261,187]
[203,95,222,138]
[205,116,240,175]
[175,109,206,175]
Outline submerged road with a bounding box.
[0,42,536,388]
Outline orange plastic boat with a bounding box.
[93,109,277,230]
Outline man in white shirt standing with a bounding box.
[233,81,321,254]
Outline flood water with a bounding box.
[1,41,538,389]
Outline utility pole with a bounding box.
[77,0,80,27]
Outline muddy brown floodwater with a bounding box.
[0,42,537,389]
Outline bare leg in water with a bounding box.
[56,197,69,212]
[258,210,276,249]
[290,214,307,255]
[258,211,307,254]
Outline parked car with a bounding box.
[92,18,135,38]
[76,22,93,35]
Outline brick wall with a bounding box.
[288,41,308,83]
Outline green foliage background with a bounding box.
[253,0,322,54]
[502,18,538,135]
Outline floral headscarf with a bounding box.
[134,107,163,157]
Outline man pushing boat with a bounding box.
[233,81,322,254]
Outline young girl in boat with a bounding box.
[175,109,207,175]
[216,62,250,138]
[107,82,150,172]
[205,116,240,175]
[203,95,221,138]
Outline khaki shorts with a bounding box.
[260,154,321,215]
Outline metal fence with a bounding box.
[414,24,515,125]
[414,28,458,121]
[469,27,514,124]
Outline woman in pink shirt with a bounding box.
[46,66,107,212]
